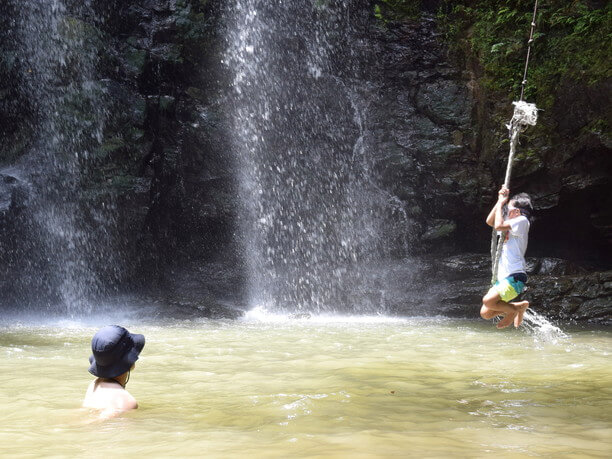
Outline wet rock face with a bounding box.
[368,15,611,266]
[88,0,243,302]
[427,254,611,325]
[0,0,243,310]
[0,1,609,320]
[0,172,28,297]
[364,18,476,256]
[361,12,610,322]
[0,173,27,213]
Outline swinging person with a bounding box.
[83,325,145,417]
[481,186,533,328]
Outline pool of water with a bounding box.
[1,314,610,458]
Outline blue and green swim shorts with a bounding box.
[494,273,527,302]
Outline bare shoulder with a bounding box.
[118,390,138,410]
[95,393,138,420]
[105,388,138,412]
[97,393,137,420]
[82,382,138,413]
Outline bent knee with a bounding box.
[482,291,500,308]
[480,305,497,320]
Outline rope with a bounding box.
[490,0,540,285]
[491,102,538,285]
[490,114,521,284]
[520,0,540,101]
[490,117,520,285]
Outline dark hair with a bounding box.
[511,193,533,221]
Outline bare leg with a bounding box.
[511,301,529,327]
[481,288,523,329]
[496,308,517,329]
[481,289,516,315]
[480,308,502,320]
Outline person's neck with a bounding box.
[102,373,128,388]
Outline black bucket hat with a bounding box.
[88,325,145,379]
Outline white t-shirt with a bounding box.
[497,215,530,281]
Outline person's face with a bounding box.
[507,201,521,219]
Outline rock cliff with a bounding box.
[0,0,609,322]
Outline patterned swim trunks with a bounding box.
[494,273,527,302]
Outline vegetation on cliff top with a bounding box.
[374,0,612,101]
[437,0,611,108]
[376,0,610,182]
[377,1,610,108]
[437,0,611,173]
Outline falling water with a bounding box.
[3,0,117,314]
[225,0,391,313]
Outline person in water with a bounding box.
[481,186,532,328]
[83,325,145,416]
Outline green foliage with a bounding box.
[583,117,609,136]
[374,0,422,22]
[437,1,611,108]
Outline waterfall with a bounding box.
[224,0,392,313]
[2,0,117,314]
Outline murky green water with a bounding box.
[1,315,610,458]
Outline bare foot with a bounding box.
[512,301,530,327]
[497,312,517,329]
[481,309,502,320]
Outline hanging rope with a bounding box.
[490,0,540,285]
[520,0,540,101]
[490,102,538,284]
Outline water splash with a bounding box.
[522,309,568,344]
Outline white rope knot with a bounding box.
[510,100,538,127]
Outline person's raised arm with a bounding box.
[493,186,511,231]
[486,204,496,227]
[486,186,508,228]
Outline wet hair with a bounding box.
[510,193,533,221]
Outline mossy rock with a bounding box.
[59,16,103,45]
[422,219,457,241]
[131,96,147,126]
[513,149,545,176]
[126,127,145,143]
[123,47,147,74]
[0,51,17,74]
[374,0,423,22]
[94,136,127,160]
[107,174,143,192]
[159,95,176,112]
[152,44,184,65]
[0,133,29,165]
[186,86,206,101]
